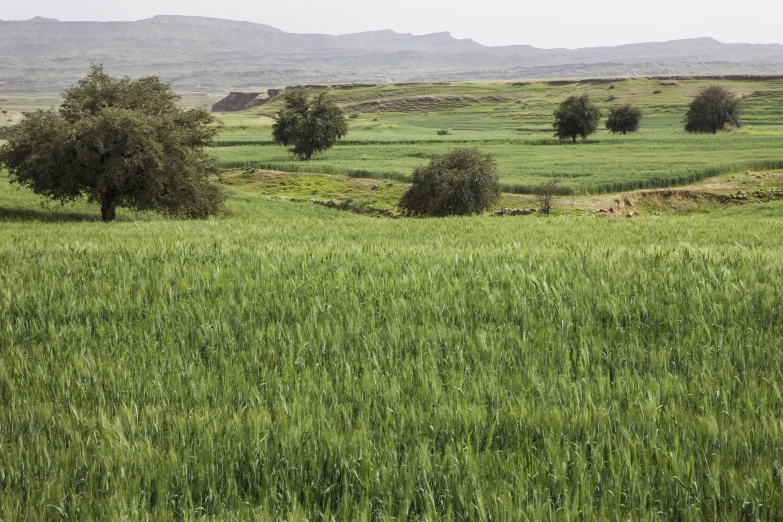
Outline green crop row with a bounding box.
[209,133,783,194]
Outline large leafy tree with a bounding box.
[684,85,741,134]
[272,89,348,160]
[398,148,500,217]
[0,65,224,222]
[553,95,602,143]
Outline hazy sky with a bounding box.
[2,0,781,49]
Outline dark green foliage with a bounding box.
[684,85,742,134]
[0,65,223,222]
[398,147,500,217]
[606,104,643,134]
[272,89,348,160]
[0,125,21,140]
[436,129,451,135]
[552,95,602,143]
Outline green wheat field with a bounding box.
[1,77,783,520]
[209,78,783,193]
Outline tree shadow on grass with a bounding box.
[0,206,102,223]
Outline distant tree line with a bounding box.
[551,84,740,143]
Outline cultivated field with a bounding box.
[210,78,783,193]
[2,77,783,520]
[2,175,783,520]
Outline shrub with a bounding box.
[653,90,662,94]
[0,124,21,140]
[398,148,500,217]
[606,104,643,135]
[436,129,451,135]
[345,197,373,214]
[534,178,561,215]
[684,85,741,134]
[349,113,360,119]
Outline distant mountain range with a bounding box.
[1,15,782,93]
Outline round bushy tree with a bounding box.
[0,65,224,222]
[553,95,602,143]
[606,104,643,134]
[398,148,500,217]
[272,89,348,160]
[684,85,741,134]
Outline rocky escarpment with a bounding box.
[3,17,783,93]
[211,89,282,112]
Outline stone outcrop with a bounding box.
[211,89,282,112]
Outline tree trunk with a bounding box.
[101,197,117,222]
[572,136,577,144]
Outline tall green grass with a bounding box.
[2,175,783,520]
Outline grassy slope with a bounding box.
[210,78,783,193]
[222,168,783,217]
[2,172,783,520]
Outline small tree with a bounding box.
[684,85,741,134]
[0,65,224,222]
[398,148,500,217]
[272,89,348,160]
[534,178,560,215]
[553,95,602,143]
[606,105,643,135]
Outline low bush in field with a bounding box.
[398,147,500,216]
[606,104,643,135]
